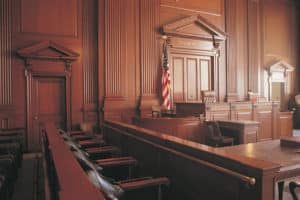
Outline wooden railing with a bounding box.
[42,123,105,200]
[104,120,281,200]
[106,124,256,186]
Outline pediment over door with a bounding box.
[162,15,227,48]
[17,41,79,62]
[268,60,294,73]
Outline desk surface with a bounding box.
[221,140,300,169]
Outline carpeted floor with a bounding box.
[12,153,41,200]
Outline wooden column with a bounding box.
[82,0,98,123]
[225,0,239,102]
[103,0,127,120]
[247,0,262,94]
[0,0,13,128]
[139,0,160,116]
[226,0,251,101]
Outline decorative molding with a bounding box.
[162,15,226,104]
[0,0,13,105]
[162,15,227,47]
[17,41,78,150]
[267,60,294,73]
[160,0,223,16]
[17,41,79,62]
[82,0,98,121]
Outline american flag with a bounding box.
[162,42,171,110]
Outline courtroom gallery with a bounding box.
[0,0,300,200]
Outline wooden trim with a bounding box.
[17,42,78,151]
[105,123,256,185]
[162,15,227,42]
[0,0,13,105]
[44,123,105,200]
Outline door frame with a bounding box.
[25,70,72,151]
[17,41,79,151]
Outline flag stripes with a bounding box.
[162,42,171,110]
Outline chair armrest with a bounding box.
[85,146,120,155]
[95,156,138,168]
[118,177,170,191]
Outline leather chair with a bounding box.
[204,121,234,147]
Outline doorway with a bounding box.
[271,82,285,111]
[30,76,67,151]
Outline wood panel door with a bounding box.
[31,77,66,151]
[171,53,213,103]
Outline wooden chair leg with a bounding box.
[289,181,300,200]
[157,185,162,200]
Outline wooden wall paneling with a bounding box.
[263,0,298,108]
[230,102,253,121]
[172,55,185,102]
[0,0,13,105]
[253,103,273,141]
[0,0,15,128]
[186,57,198,101]
[160,0,225,31]
[236,0,249,100]
[272,102,280,139]
[103,0,139,122]
[103,0,127,120]
[82,0,98,123]
[205,103,230,121]
[98,0,105,127]
[278,111,293,138]
[247,0,262,94]
[139,0,160,116]
[199,57,211,92]
[122,0,140,123]
[225,0,238,101]
[20,0,79,37]
[11,0,84,131]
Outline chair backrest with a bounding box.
[201,90,217,103]
[80,122,95,134]
[205,121,222,137]
[152,105,162,117]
